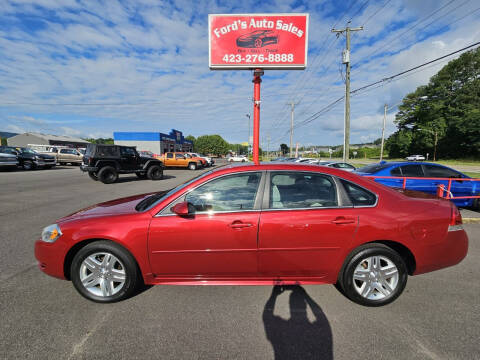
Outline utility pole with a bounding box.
[266,134,270,161]
[332,22,363,162]
[288,101,299,157]
[380,103,387,161]
[246,114,251,156]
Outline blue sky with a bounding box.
[0,0,479,148]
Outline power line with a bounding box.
[280,41,480,137]
[362,0,392,26]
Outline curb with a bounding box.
[463,218,480,224]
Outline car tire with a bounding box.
[147,165,163,180]
[242,159,245,162]
[88,172,98,181]
[136,172,147,179]
[70,240,142,303]
[60,162,66,166]
[188,162,197,170]
[337,244,408,307]
[44,165,52,169]
[98,166,118,184]
[473,197,480,211]
[22,160,34,170]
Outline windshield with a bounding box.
[21,148,37,154]
[135,169,215,212]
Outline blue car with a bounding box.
[355,161,480,209]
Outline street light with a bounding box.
[418,128,438,161]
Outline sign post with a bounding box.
[209,14,309,164]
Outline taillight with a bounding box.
[448,205,463,231]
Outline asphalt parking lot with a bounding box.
[1,165,479,360]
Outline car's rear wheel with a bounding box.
[98,166,118,184]
[88,172,98,181]
[188,162,197,170]
[337,244,408,306]
[71,241,141,303]
[147,165,163,180]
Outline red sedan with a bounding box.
[35,163,468,306]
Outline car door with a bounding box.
[258,171,359,278]
[398,164,428,192]
[120,147,137,170]
[164,152,175,166]
[148,171,264,277]
[175,153,188,167]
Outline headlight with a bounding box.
[41,224,62,243]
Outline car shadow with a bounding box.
[113,174,176,183]
[263,285,333,360]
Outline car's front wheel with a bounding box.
[188,162,197,170]
[88,172,98,181]
[70,241,142,303]
[337,244,408,306]
[23,160,34,170]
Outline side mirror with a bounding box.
[171,201,195,216]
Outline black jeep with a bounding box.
[80,144,164,184]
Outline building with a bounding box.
[7,132,90,148]
[113,129,193,154]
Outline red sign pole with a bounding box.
[252,69,263,165]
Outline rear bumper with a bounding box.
[34,239,68,280]
[414,228,468,275]
[80,164,98,172]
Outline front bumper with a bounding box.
[35,159,56,167]
[34,239,68,280]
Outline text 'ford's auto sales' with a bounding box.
[209,14,309,69]
[213,19,304,38]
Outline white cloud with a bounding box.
[0,0,478,148]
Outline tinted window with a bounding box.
[390,167,402,176]
[356,163,391,174]
[400,164,423,177]
[340,180,377,206]
[176,154,185,159]
[96,146,118,157]
[166,153,173,159]
[120,147,136,156]
[269,172,337,209]
[424,164,461,178]
[185,173,261,212]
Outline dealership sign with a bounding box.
[209,14,309,69]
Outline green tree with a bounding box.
[1,137,7,146]
[185,135,196,150]
[389,47,480,159]
[280,143,289,155]
[195,134,229,156]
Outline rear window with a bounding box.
[96,146,119,157]
[400,164,423,177]
[424,164,461,178]
[340,180,377,206]
[85,144,95,157]
[356,163,391,174]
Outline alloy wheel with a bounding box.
[352,255,399,300]
[79,252,126,297]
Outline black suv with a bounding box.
[80,144,164,184]
[0,146,56,170]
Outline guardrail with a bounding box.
[365,176,480,200]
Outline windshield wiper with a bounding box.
[135,190,171,212]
